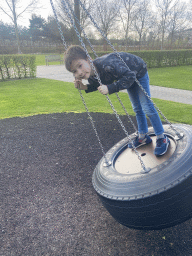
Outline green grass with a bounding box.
[34,53,192,91]
[35,54,64,66]
[0,78,191,125]
[148,66,192,91]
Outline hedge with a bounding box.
[0,55,36,81]
[89,49,192,68]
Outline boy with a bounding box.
[64,45,170,156]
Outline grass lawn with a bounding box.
[0,78,191,125]
[148,66,192,91]
[35,54,64,66]
[35,54,192,91]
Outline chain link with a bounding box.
[115,93,138,132]
[78,90,109,164]
[50,0,68,51]
[61,0,148,171]
[78,0,183,139]
[65,0,138,133]
[50,0,150,171]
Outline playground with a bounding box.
[0,112,192,255]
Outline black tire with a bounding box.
[92,124,192,230]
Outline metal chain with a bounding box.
[56,0,108,165]
[50,0,68,51]
[78,0,183,139]
[50,0,148,172]
[135,78,183,139]
[78,90,109,164]
[105,95,147,172]
[64,0,98,57]
[115,92,138,132]
[61,0,148,171]
[64,0,138,133]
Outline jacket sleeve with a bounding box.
[85,76,100,93]
[105,61,136,95]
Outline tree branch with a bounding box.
[0,6,14,22]
[17,0,38,18]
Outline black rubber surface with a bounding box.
[0,112,192,255]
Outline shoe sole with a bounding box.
[155,139,170,157]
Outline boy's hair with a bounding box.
[64,45,87,71]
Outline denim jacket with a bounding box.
[85,52,147,95]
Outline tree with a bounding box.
[93,0,120,38]
[44,16,71,43]
[0,0,40,53]
[57,0,95,43]
[155,0,175,50]
[0,21,14,41]
[119,0,138,49]
[29,14,46,42]
[133,0,152,49]
[168,0,188,46]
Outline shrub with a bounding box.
[89,49,192,68]
[0,55,36,81]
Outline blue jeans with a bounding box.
[127,72,164,135]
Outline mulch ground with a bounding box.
[0,112,191,256]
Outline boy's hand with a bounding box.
[98,84,109,95]
[74,79,88,90]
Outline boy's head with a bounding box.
[64,45,88,72]
[65,45,93,80]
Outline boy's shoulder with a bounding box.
[94,52,137,64]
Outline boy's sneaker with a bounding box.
[128,134,152,149]
[154,135,170,156]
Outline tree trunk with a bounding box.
[12,0,22,54]
[74,0,80,44]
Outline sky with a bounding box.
[0,0,190,28]
[0,0,54,27]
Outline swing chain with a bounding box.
[135,78,184,139]
[64,0,138,134]
[59,0,111,166]
[105,95,148,172]
[78,90,109,165]
[78,0,183,139]
[50,0,68,51]
[51,0,149,172]
[61,0,148,171]
[115,93,138,132]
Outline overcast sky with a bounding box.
[0,0,54,27]
[0,0,190,27]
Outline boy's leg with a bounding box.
[127,80,152,148]
[137,72,170,156]
[127,81,149,135]
[137,72,164,136]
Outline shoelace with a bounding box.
[156,138,164,147]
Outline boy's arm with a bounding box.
[74,77,100,93]
[104,61,137,95]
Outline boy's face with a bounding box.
[70,59,93,80]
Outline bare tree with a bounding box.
[133,0,152,49]
[119,0,138,49]
[0,0,40,53]
[57,0,95,43]
[93,0,120,38]
[155,0,176,50]
[168,0,188,45]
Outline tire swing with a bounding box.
[50,0,192,230]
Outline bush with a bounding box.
[89,49,192,68]
[0,55,36,81]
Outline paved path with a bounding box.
[37,65,192,105]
